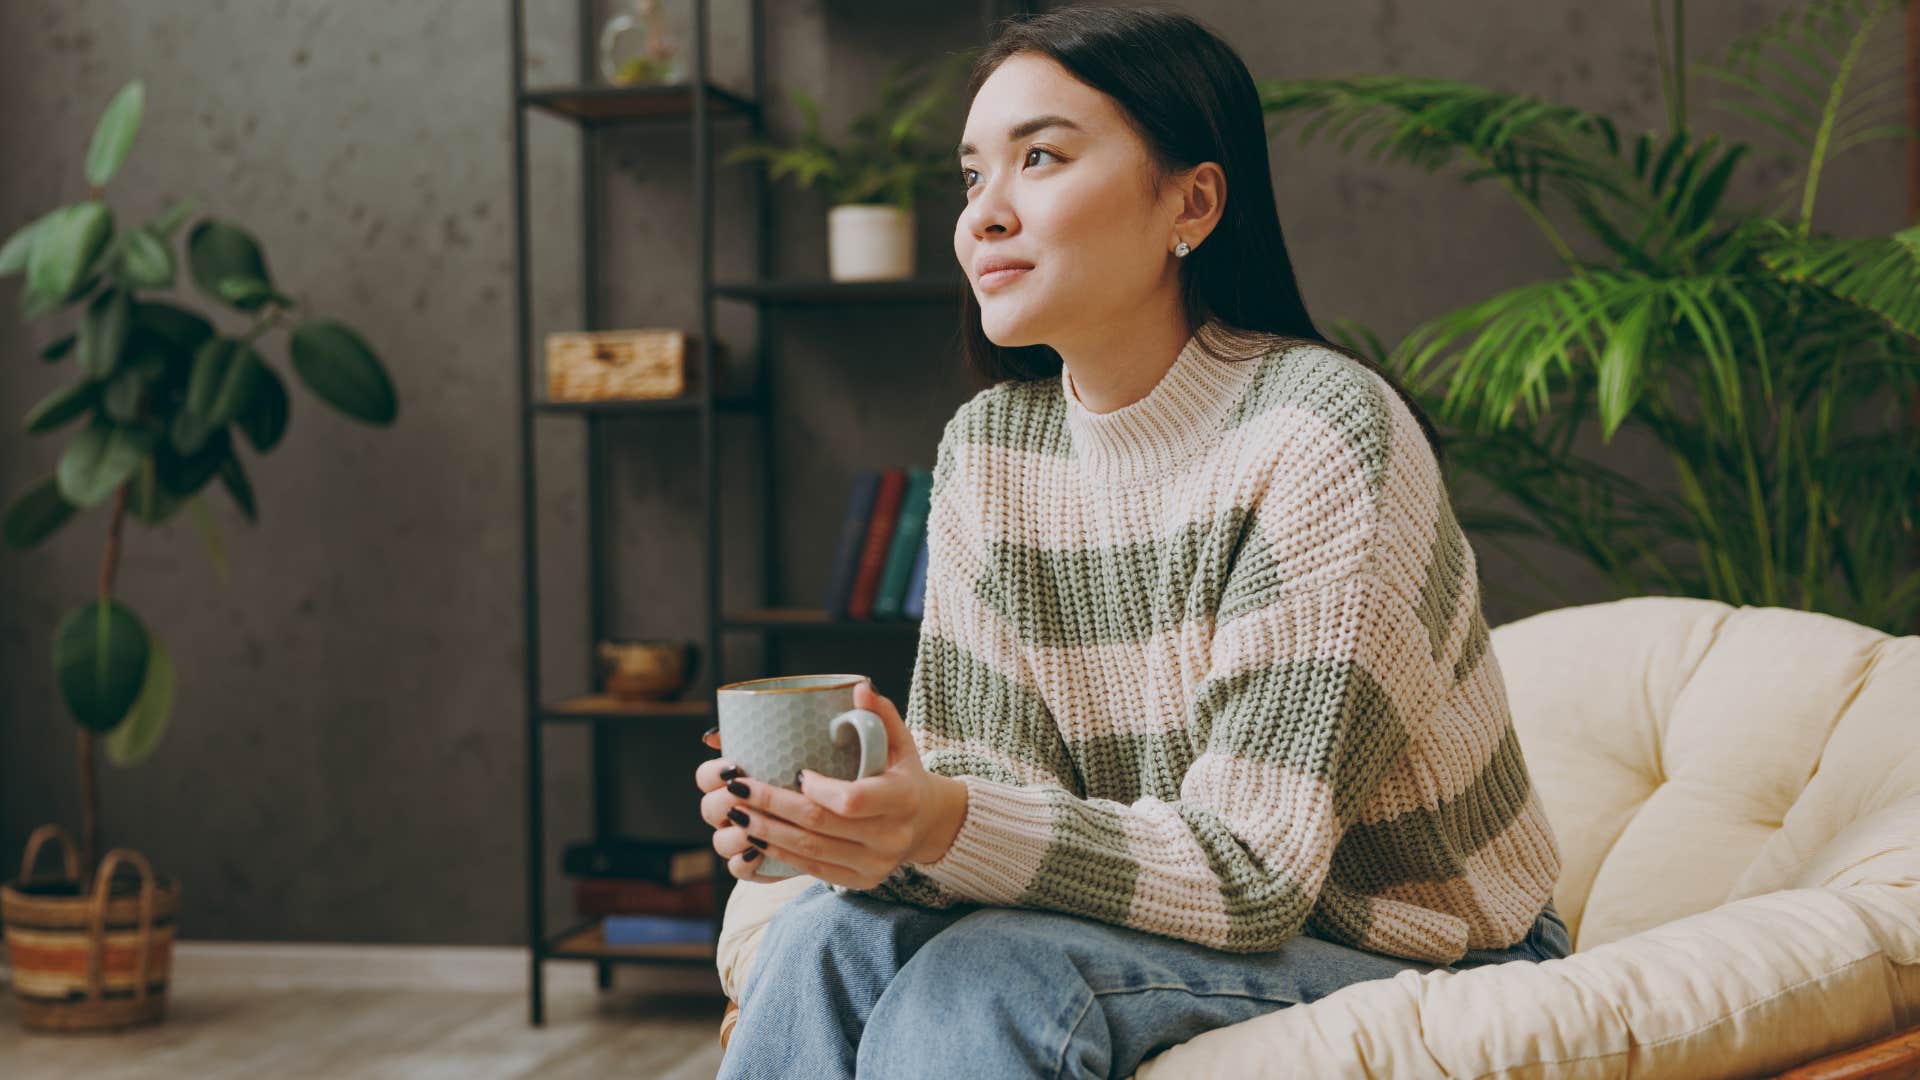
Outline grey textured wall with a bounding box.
[0,0,1904,947]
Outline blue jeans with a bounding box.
[719,883,1571,1080]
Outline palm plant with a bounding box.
[1261,0,1920,633]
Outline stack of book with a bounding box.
[822,466,933,622]
[563,836,714,946]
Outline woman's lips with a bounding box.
[978,266,1032,291]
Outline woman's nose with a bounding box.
[960,175,1014,239]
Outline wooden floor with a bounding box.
[0,977,727,1078]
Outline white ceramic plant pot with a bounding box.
[827,204,916,282]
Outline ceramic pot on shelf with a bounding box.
[827,204,916,282]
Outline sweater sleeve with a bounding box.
[868,408,1452,954]
[854,408,1085,910]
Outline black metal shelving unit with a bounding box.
[508,0,1023,1026]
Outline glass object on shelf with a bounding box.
[600,0,683,87]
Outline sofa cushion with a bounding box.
[1133,880,1920,1079]
[718,873,816,1002]
[1488,597,1919,950]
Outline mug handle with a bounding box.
[830,709,888,779]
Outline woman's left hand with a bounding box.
[699,681,968,890]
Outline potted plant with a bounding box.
[0,79,399,1032]
[723,50,975,282]
[1262,0,1920,634]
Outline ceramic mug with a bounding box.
[715,674,888,879]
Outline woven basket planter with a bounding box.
[1,823,179,1032]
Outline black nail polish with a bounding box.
[720,764,742,782]
[747,835,768,849]
[703,725,718,740]
[727,808,749,827]
[741,848,760,862]
[727,780,750,798]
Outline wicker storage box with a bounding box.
[545,328,700,402]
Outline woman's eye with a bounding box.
[963,149,1061,191]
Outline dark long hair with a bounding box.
[956,4,1444,464]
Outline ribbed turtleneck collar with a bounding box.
[1060,319,1259,486]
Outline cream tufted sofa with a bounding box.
[715,596,1920,1077]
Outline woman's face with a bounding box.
[955,53,1189,349]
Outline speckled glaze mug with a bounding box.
[715,674,888,878]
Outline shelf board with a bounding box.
[545,918,716,964]
[521,82,758,125]
[532,393,757,416]
[543,694,712,723]
[712,278,967,305]
[723,608,922,633]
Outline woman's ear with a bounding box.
[1172,162,1226,250]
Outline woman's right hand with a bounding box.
[694,727,778,882]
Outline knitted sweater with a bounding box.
[864,319,1563,964]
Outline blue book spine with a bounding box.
[902,534,929,620]
[874,467,933,621]
[603,914,713,946]
[822,470,882,620]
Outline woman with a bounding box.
[697,7,1566,1078]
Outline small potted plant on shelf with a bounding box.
[0,79,400,1033]
[722,50,975,282]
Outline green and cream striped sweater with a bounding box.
[866,319,1563,965]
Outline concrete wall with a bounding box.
[0,0,1905,945]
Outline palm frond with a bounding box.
[1256,77,1634,262]
[1761,226,1920,339]
[1394,269,1773,438]
[1258,77,1628,192]
[1699,0,1903,230]
[1828,48,1920,153]
[1261,76,1760,275]
[1573,130,1753,271]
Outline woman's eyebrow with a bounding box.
[956,115,1087,159]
